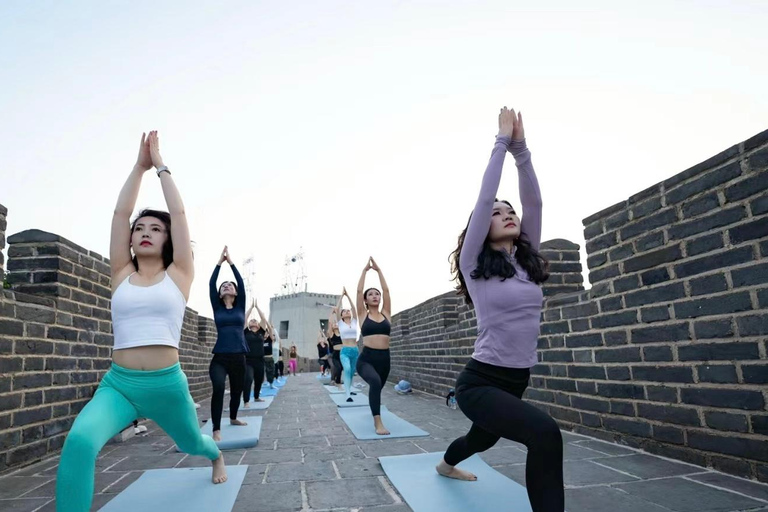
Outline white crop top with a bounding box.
[337,318,359,341]
[111,272,187,350]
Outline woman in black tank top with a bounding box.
[355,256,393,436]
[326,315,344,387]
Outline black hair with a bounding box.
[363,287,381,310]
[218,281,238,307]
[131,209,173,270]
[450,200,549,306]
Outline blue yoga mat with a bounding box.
[224,396,273,411]
[324,385,345,394]
[99,465,247,512]
[260,387,279,397]
[338,405,429,440]
[379,452,532,512]
[194,417,262,450]
[330,392,369,408]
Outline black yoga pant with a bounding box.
[356,347,390,416]
[243,357,265,402]
[209,353,246,431]
[275,360,284,377]
[264,357,275,384]
[444,358,564,512]
[332,350,342,384]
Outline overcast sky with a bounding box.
[2,1,766,320]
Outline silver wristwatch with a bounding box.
[156,165,171,177]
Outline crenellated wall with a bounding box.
[389,129,768,482]
[0,225,217,472]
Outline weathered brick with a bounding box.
[678,341,760,361]
[731,262,768,288]
[646,385,678,403]
[624,282,686,308]
[675,246,754,278]
[603,417,652,438]
[594,347,641,363]
[697,364,738,383]
[730,218,768,244]
[681,388,764,410]
[690,274,728,297]
[631,323,690,344]
[591,311,638,329]
[674,292,753,319]
[688,431,768,462]
[665,161,742,205]
[643,346,673,362]
[668,206,746,240]
[606,366,631,381]
[742,364,768,384]
[598,383,645,399]
[568,365,606,380]
[686,232,725,257]
[635,231,665,252]
[693,319,734,339]
[637,403,700,426]
[737,314,768,336]
[620,208,678,241]
[625,246,682,273]
[705,411,749,432]
[653,425,685,445]
[725,171,768,202]
[640,268,670,286]
[632,366,693,383]
[564,333,602,348]
[682,192,721,218]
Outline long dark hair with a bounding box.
[450,200,549,305]
[131,209,173,270]
[363,287,381,310]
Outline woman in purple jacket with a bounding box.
[438,107,563,512]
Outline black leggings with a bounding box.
[243,357,265,402]
[444,358,564,512]
[264,357,275,384]
[209,353,246,431]
[356,347,390,416]
[331,350,342,384]
[275,360,284,377]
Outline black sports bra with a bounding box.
[361,314,391,337]
[328,335,343,347]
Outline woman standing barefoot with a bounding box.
[209,246,249,441]
[356,257,393,435]
[56,132,226,512]
[436,107,563,512]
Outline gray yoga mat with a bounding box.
[338,405,429,440]
[195,417,262,450]
[330,392,369,408]
[99,465,247,512]
[379,452,533,512]
[324,385,345,394]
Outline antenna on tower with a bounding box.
[280,247,307,296]
[242,255,256,299]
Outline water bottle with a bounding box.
[445,389,457,410]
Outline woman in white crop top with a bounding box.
[332,286,361,401]
[56,132,226,512]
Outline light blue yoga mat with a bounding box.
[197,417,262,450]
[99,465,247,512]
[379,452,532,512]
[338,405,429,440]
[260,387,279,397]
[324,385,345,394]
[224,396,273,411]
[330,392,369,408]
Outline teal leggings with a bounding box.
[56,362,220,512]
[340,346,359,398]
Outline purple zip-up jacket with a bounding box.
[460,135,543,368]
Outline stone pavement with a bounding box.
[2,373,768,511]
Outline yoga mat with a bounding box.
[99,465,247,512]
[260,387,279,397]
[338,405,429,440]
[224,396,273,411]
[324,385,345,394]
[181,417,262,451]
[330,392,369,408]
[379,452,533,512]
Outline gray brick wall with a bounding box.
[389,128,768,483]
[0,203,6,278]
[0,226,217,473]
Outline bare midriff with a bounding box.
[362,335,390,350]
[112,345,180,370]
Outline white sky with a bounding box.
[2,1,767,320]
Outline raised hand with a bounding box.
[219,246,228,265]
[148,130,165,169]
[512,111,524,141]
[135,133,152,171]
[497,107,517,139]
[225,248,233,265]
[369,256,380,272]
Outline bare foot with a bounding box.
[254,398,265,402]
[243,402,250,408]
[213,430,222,442]
[373,416,390,436]
[230,419,248,426]
[211,452,227,484]
[436,459,477,481]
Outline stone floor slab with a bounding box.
[266,461,335,483]
[595,454,705,480]
[565,485,672,512]
[336,458,386,478]
[615,477,764,511]
[686,472,768,502]
[232,481,303,512]
[306,476,395,509]
[241,448,303,465]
